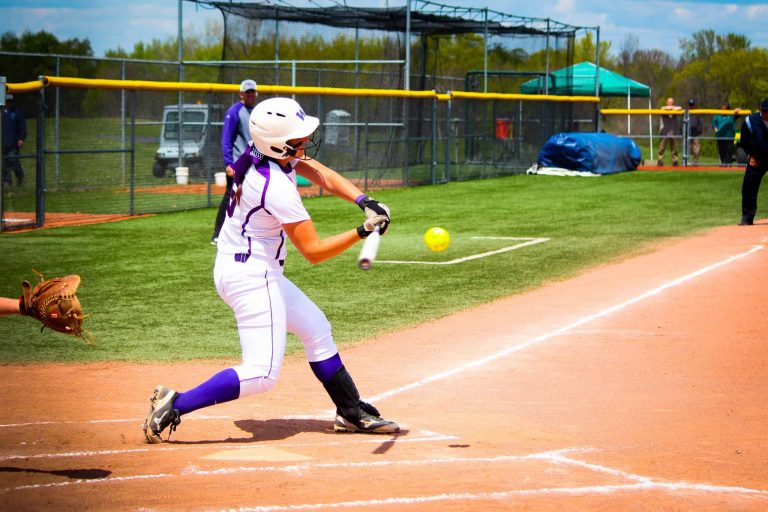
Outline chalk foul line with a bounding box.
[377,236,549,265]
[366,244,764,404]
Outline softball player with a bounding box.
[143,97,398,443]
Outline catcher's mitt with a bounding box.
[20,272,88,341]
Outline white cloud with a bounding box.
[552,0,577,14]
[673,7,694,18]
[746,5,768,16]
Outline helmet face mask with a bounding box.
[284,133,322,161]
[249,97,320,160]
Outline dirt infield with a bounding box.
[1,223,767,511]
[2,180,400,234]
[1,212,152,233]
[138,178,403,198]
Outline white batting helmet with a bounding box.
[249,97,320,159]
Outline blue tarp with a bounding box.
[537,132,641,175]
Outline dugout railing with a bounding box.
[2,76,599,232]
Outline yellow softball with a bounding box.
[424,227,451,252]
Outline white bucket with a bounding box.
[214,171,227,187]
[175,166,189,185]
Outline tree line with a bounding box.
[2,27,768,110]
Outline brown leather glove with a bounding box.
[20,272,87,340]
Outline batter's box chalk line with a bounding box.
[378,236,550,266]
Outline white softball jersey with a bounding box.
[213,146,337,397]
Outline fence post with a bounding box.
[121,59,126,185]
[682,108,690,167]
[55,56,61,189]
[430,96,436,184]
[129,89,136,215]
[36,76,46,227]
[363,98,369,193]
[0,75,5,231]
[205,92,212,208]
[444,96,452,183]
[403,98,410,186]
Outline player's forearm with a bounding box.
[290,229,361,265]
[0,297,21,317]
[295,160,363,203]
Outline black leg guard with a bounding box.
[323,365,363,421]
[322,365,399,434]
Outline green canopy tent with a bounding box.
[520,61,655,157]
[520,61,650,97]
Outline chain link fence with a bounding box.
[2,56,597,232]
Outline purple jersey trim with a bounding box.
[275,231,285,260]
[241,207,263,236]
[229,145,297,262]
[239,158,273,238]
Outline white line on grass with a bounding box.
[377,236,549,265]
[365,244,765,404]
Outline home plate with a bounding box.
[202,447,312,462]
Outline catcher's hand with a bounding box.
[20,272,88,341]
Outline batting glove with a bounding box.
[356,214,388,238]
[356,195,390,235]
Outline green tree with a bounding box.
[673,32,768,110]
[680,29,716,62]
[574,31,613,67]
[0,30,95,83]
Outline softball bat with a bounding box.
[357,225,381,270]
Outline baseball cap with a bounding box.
[5,93,13,101]
[760,98,768,111]
[688,98,695,106]
[240,79,257,93]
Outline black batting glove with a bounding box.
[356,214,388,238]
[356,195,391,235]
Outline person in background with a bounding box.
[211,79,258,245]
[712,101,740,165]
[737,98,768,226]
[2,94,27,187]
[657,97,682,166]
[686,99,702,165]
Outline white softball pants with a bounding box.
[213,253,338,398]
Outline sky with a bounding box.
[0,0,766,59]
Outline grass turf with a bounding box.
[0,170,757,363]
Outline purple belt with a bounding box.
[234,253,284,266]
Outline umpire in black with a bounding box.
[738,99,768,225]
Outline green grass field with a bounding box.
[0,170,759,364]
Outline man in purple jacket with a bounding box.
[211,79,258,244]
